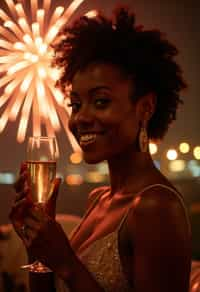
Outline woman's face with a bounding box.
[68,63,141,164]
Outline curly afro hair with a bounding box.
[52,6,187,141]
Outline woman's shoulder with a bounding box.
[126,183,191,241]
[144,183,185,207]
[129,183,186,219]
[123,186,191,292]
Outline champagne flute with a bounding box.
[21,136,58,273]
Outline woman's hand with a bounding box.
[9,162,33,242]
[9,161,62,245]
[23,205,75,277]
[10,163,73,277]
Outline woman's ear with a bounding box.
[138,92,157,121]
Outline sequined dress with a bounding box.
[55,184,187,291]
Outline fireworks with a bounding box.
[0,0,97,152]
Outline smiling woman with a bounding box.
[67,63,140,164]
[9,5,191,292]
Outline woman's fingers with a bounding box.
[10,197,30,217]
[14,185,30,202]
[9,197,33,232]
[9,202,45,247]
[13,162,30,194]
[20,162,27,174]
[13,172,27,193]
[22,216,41,246]
[24,216,40,230]
[10,170,33,241]
[13,163,32,205]
[22,207,53,248]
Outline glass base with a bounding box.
[21,260,52,273]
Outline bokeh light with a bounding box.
[0,172,15,184]
[193,146,200,160]
[188,160,200,177]
[85,171,105,183]
[149,142,158,155]
[179,142,190,154]
[96,162,109,175]
[65,174,83,185]
[168,160,186,172]
[70,152,83,164]
[166,149,178,161]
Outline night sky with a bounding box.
[0,0,199,174]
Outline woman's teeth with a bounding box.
[80,134,97,144]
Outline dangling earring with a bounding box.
[139,123,148,152]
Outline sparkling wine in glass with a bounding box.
[21,136,58,273]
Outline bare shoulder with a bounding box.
[128,184,191,238]
[126,184,192,292]
[130,184,189,222]
[126,183,192,260]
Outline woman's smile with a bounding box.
[79,133,104,148]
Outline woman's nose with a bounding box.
[69,105,94,130]
[75,104,94,123]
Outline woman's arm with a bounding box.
[24,208,104,292]
[128,186,191,292]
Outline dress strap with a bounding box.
[117,183,186,232]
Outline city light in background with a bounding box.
[194,146,200,160]
[167,149,178,161]
[169,160,186,172]
[1,140,199,185]
[0,0,97,154]
[179,142,190,154]
[61,142,200,184]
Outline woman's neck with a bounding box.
[107,149,157,196]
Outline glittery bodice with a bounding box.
[55,222,131,292]
[79,229,132,291]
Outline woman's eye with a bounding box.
[67,102,81,112]
[95,98,110,108]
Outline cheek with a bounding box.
[107,118,139,145]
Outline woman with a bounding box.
[10,6,191,292]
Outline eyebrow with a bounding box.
[69,86,111,98]
[89,86,111,94]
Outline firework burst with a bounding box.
[0,0,97,152]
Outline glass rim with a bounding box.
[29,136,56,140]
